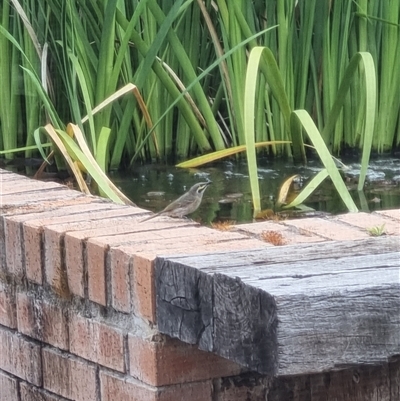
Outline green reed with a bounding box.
[0,0,398,167]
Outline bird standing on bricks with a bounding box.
[140,181,211,222]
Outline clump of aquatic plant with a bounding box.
[1,0,398,166]
[367,224,386,237]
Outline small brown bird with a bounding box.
[140,181,211,222]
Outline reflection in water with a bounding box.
[110,157,400,224]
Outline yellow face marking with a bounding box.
[197,182,210,193]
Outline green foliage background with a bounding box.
[0,0,399,168]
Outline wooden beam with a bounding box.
[155,237,400,375]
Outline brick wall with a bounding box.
[1,169,399,401]
[0,169,265,401]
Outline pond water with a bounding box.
[2,155,399,224]
[111,156,400,224]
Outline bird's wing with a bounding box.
[160,194,188,213]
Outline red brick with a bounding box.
[186,238,264,252]
[64,218,187,283]
[69,313,125,372]
[4,199,105,284]
[376,209,400,221]
[21,382,70,401]
[4,218,24,276]
[121,232,263,256]
[42,205,142,230]
[0,282,17,328]
[84,230,176,308]
[44,226,67,296]
[100,371,212,401]
[87,238,107,305]
[21,196,114,220]
[110,247,132,312]
[62,211,147,299]
[0,173,60,190]
[0,179,63,195]
[151,226,248,241]
[22,204,135,296]
[0,220,5,271]
[233,221,325,245]
[84,233,165,307]
[0,327,42,385]
[42,347,97,401]
[23,224,44,283]
[1,188,82,207]
[116,226,248,251]
[85,224,262,313]
[64,234,85,297]
[0,169,21,179]
[128,334,242,386]
[97,322,125,372]
[282,217,369,241]
[100,371,157,401]
[17,292,68,349]
[79,219,190,247]
[69,313,97,361]
[131,254,156,322]
[26,205,134,292]
[0,192,93,217]
[0,371,19,401]
[88,224,242,256]
[334,212,400,236]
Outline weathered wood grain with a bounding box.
[155,236,400,375]
[265,356,400,401]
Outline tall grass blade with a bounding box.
[66,123,133,205]
[357,53,376,190]
[176,141,291,168]
[244,46,264,215]
[43,124,90,194]
[284,169,329,209]
[291,110,358,212]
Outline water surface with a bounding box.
[111,156,400,224]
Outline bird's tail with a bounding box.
[138,213,159,223]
